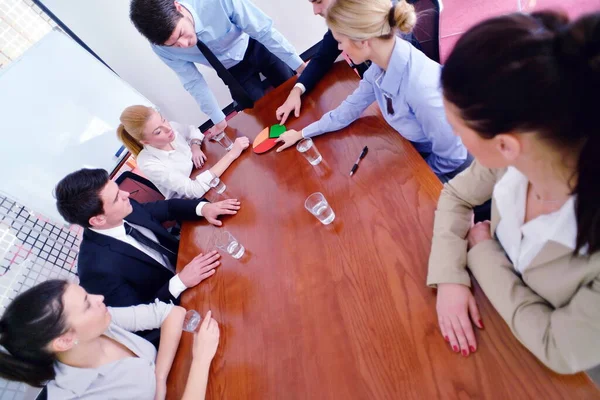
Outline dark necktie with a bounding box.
[124,222,177,269]
[196,39,254,111]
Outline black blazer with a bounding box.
[297,30,422,94]
[77,198,203,307]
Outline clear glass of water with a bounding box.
[215,230,245,259]
[296,138,323,166]
[305,192,335,225]
[213,131,234,151]
[183,310,201,332]
[209,176,227,195]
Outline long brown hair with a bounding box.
[442,11,600,255]
[116,105,153,156]
[0,280,69,387]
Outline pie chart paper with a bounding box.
[253,127,278,154]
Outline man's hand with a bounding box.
[276,87,302,125]
[178,251,221,288]
[205,119,228,140]
[275,129,303,152]
[202,199,241,226]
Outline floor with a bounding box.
[439,0,600,61]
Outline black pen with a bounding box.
[349,146,368,176]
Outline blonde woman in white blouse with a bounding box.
[117,105,249,200]
[0,280,220,400]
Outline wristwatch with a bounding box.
[190,139,202,147]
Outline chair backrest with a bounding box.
[115,171,179,229]
[115,171,165,203]
[409,0,441,63]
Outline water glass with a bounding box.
[183,310,201,332]
[296,138,323,166]
[305,192,335,225]
[209,176,227,195]
[214,230,245,259]
[213,131,234,151]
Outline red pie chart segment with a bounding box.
[253,127,277,153]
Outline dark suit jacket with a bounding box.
[298,30,422,94]
[77,198,203,307]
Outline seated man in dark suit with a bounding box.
[54,168,240,308]
[276,0,422,125]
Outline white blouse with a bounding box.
[494,167,578,273]
[136,121,213,199]
[47,301,174,400]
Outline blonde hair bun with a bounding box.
[393,1,417,34]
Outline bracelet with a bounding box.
[190,139,202,147]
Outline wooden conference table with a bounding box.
[167,62,599,399]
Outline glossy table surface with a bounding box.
[167,62,600,399]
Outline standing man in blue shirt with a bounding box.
[130,0,307,137]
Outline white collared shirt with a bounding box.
[136,121,214,200]
[90,222,187,298]
[494,167,578,273]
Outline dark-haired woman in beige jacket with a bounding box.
[427,11,600,374]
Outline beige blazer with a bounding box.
[427,160,600,374]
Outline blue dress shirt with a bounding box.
[303,38,467,175]
[153,0,304,123]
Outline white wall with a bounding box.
[40,0,327,126]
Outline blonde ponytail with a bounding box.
[115,105,153,157]
[327,0,417,41]
[116,124,144,157]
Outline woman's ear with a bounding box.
[495,134,521,162]
[50,332,76,353]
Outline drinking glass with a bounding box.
[213,131,234,151]
[214,230,245,259]
[209,175,227,195]
[183,310,201,332]
[296,138,323,165]
[304,192,335,225]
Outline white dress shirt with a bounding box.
[90,222,188,298]
[47,301,173,400]
[136,121,213,201]
[494,167,578,273]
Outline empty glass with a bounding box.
[213,131,234,151]
[215,230,245,259]
[305,192,335,225]
[297,138,323,165]
[209,176,227,195]
[183,310,201,332]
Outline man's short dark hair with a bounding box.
[130,0,183,45]
[54,169,109,228]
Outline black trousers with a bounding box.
[227,38,294,103]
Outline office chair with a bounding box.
[114,171,165,203]
[408,0,441,63]
[114,171,179,234]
